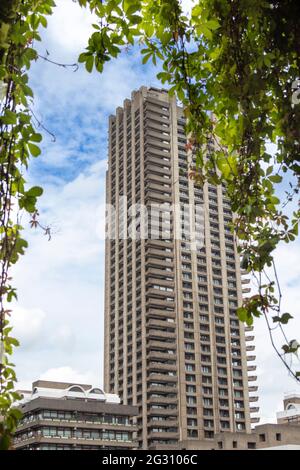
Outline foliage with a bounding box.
[0,0,55,450]
[0,0,299,450]
[77,0,300,378]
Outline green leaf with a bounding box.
[28,143,41,157]
[78,52,88,63]
[206,19,220,31]
[269,174,282,183]
[27,186,43,197]
[273,313,293,325]
[30,132,42,143]
[85,55,94,73]
[0,434,10,451]
[237,307,248,322]
[40,16,48,28]
[126,5,141,16]
[1,110,17,125]
[142,53,152,64]
[129,15,142,24]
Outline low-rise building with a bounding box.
[176,395,300,450]
[177,423,300,450]
[277,393,300,426]
[14,380,138,450]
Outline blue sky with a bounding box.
[10,0,300,423]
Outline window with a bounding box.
[68,386,84,393]
[221,421,230,429]
[259,434,266,442]
[187,429,198,438]
[248,442,256,449]
[276,433,282,442]
[186,374,196,382]
[203,398,213,406]
[232,441,237,449]
[187,418,197,427]
[186,407,197,415]
[204,419,214,428]
[187,396,197,405]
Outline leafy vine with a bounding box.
[0,0,55,449]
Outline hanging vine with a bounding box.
[0,0,55,449]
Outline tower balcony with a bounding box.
[246,355,256,362]
[147,408,178,417]
[245,335,255,342]
[148,419,179,429]
[147,339,176,351]
[147,392,178,405]
[146,298,175,310]
[147,373,177,383]
[242,288,251,294]
[248,375,257,382]
[245,326,254,332]
[146,309,176,320]
[147,328,176,341]
[147,350,177,361]
[147,430,179,440]
[147,362,177,373]
[251,417,260,424]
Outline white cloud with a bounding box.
[15,160,107,277]
[17,366,99,391]
[181,0,195,14]
[39,366,99,385]
[10,307,46,349]
[253,239,300,423]
[44,0,95,57]
[12,158,106,391]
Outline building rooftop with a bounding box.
[284,392,300,400]
[276,393,300,423]
[18,380,120,406]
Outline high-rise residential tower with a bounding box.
[104,86,259,450]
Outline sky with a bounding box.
[10,0,300,424]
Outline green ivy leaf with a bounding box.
[269,174,282,183]
[85,55,94,73]
[27,186,43,197]
[273,313,293,325]
[1,110,17,125]
[27,142,41,157]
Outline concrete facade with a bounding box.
[177,423,300,450]
[104,87,258,449]
[14,380,138,450]
[277,393,300,425]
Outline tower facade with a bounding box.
[104,86,258,449]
